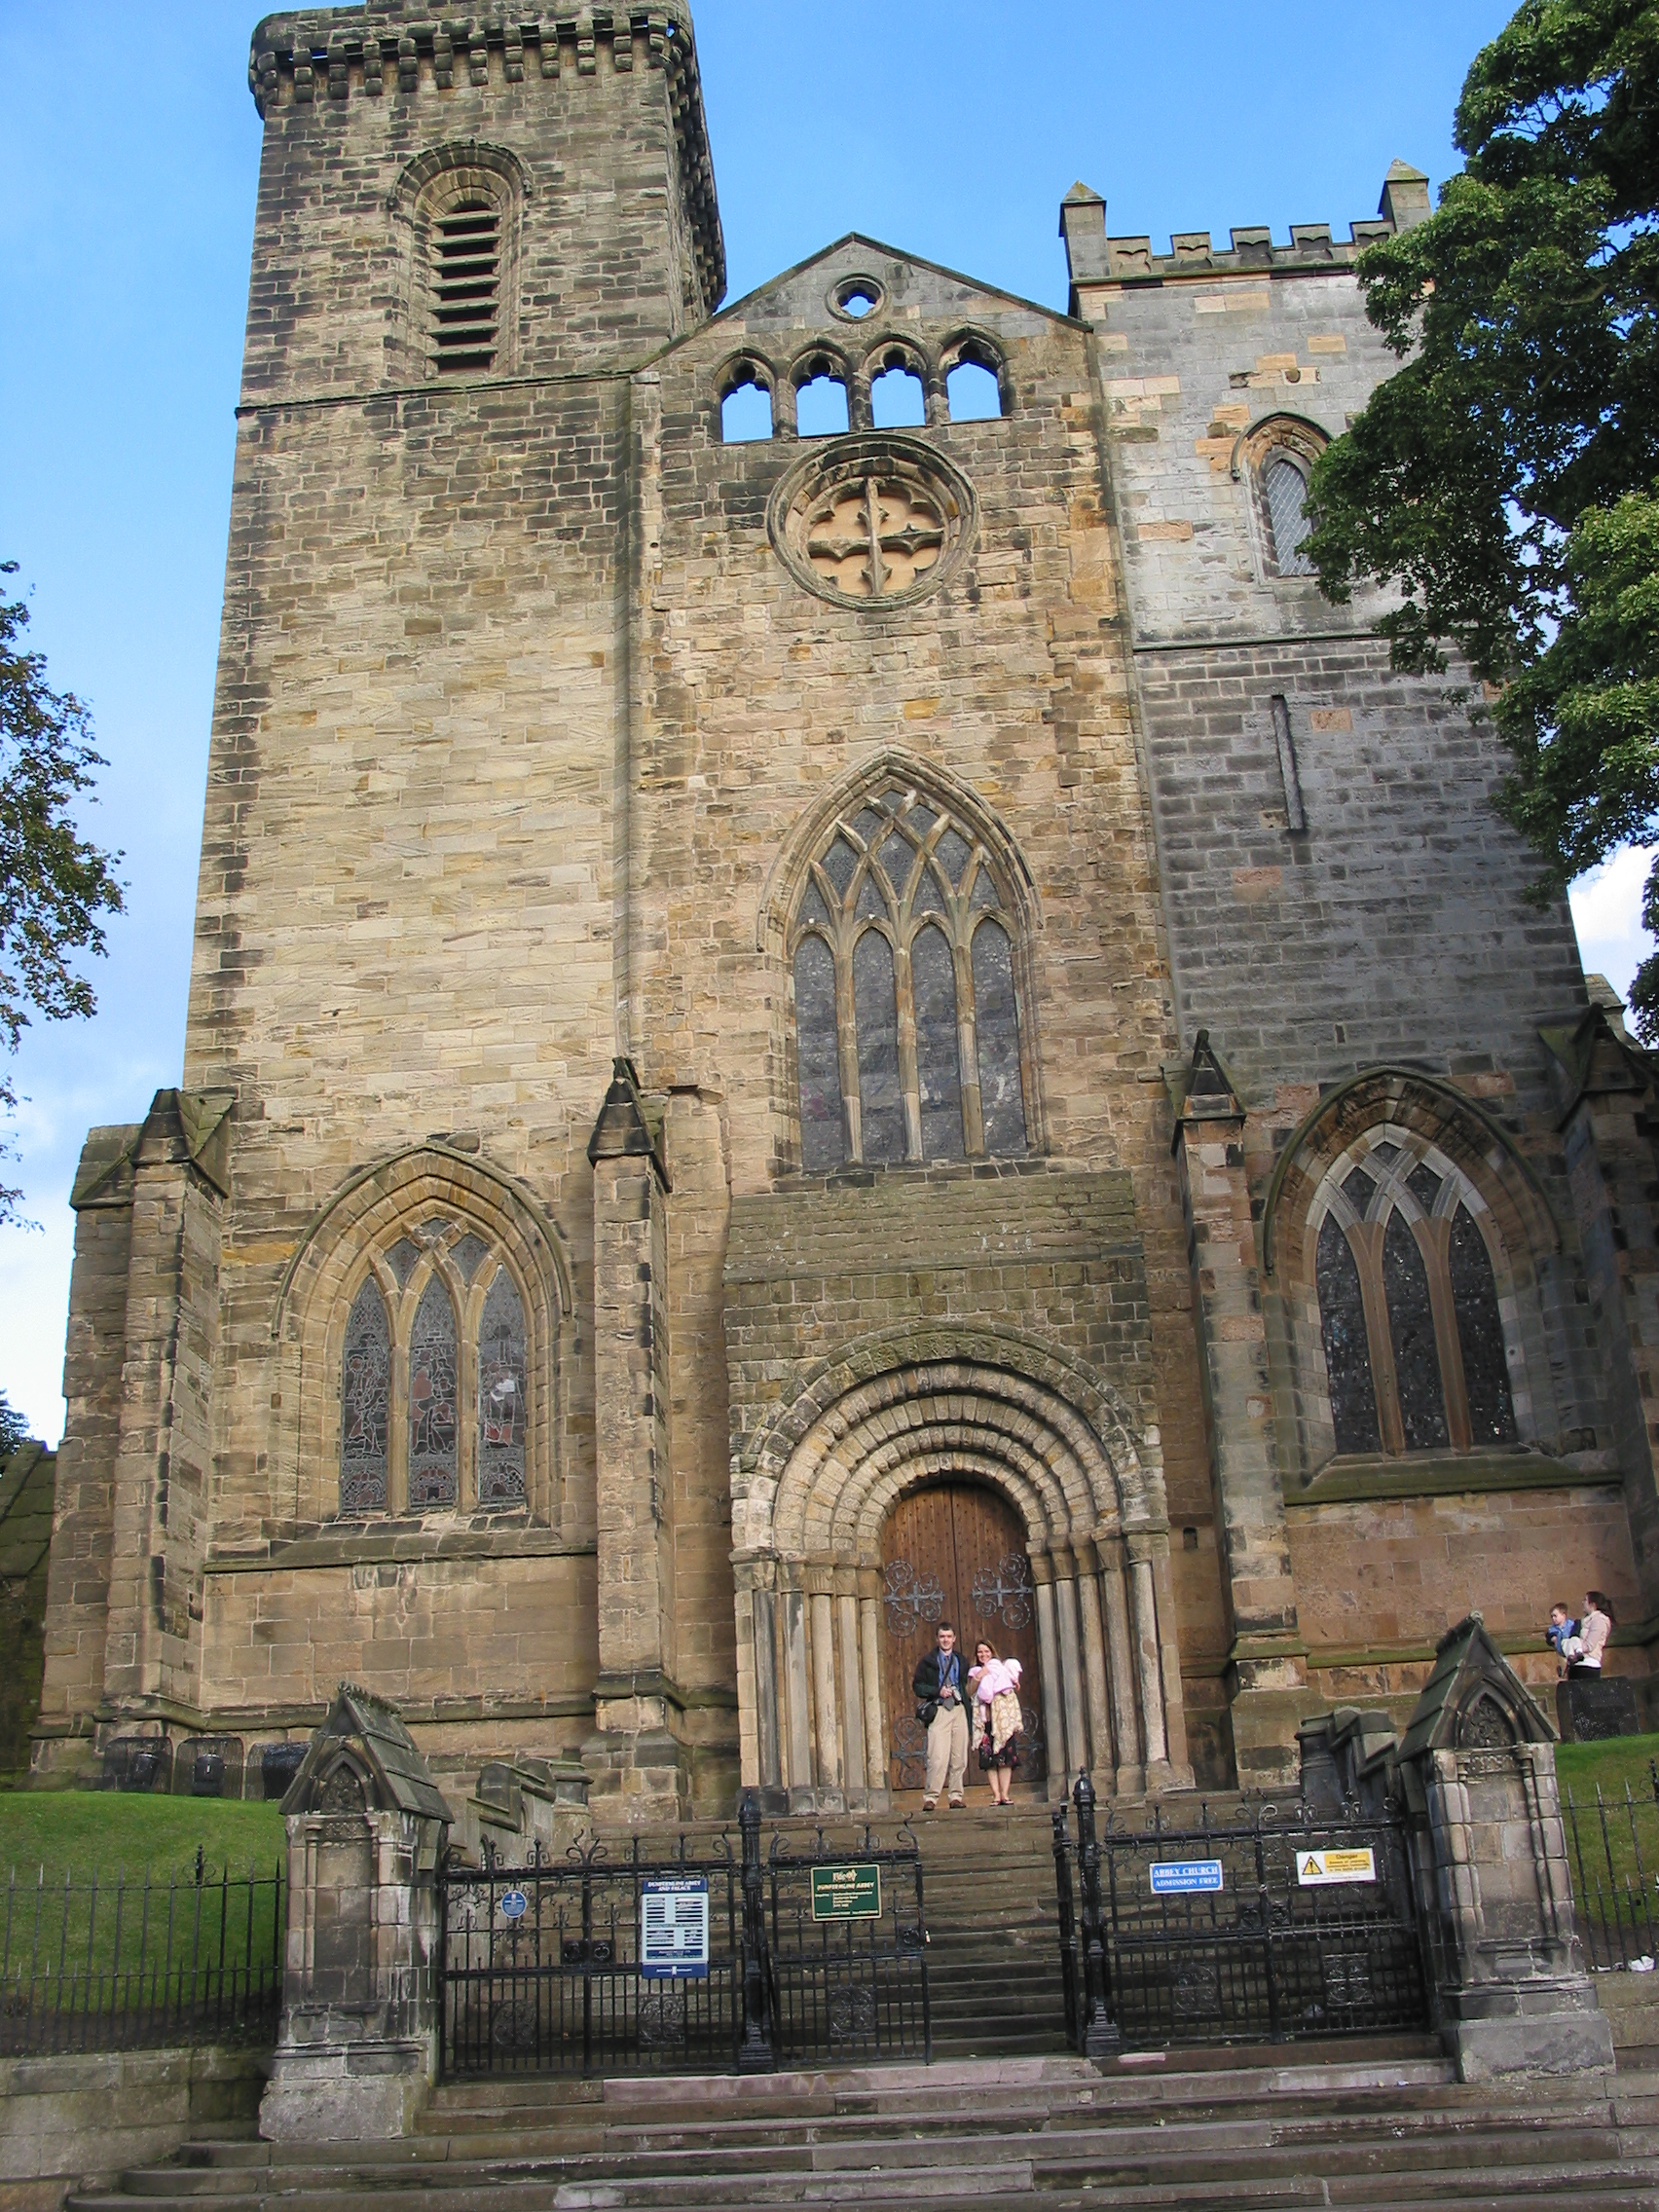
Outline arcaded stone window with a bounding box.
[790,782,1031,1171]
[337,1217,535,1517]
[1312,1136,1517,1458]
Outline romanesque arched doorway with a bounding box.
[880,1481,1047,1792]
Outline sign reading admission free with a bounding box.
[1296,1847,1378,1887]
[1149,1860,1224,1896]
[810,1863,883,1920]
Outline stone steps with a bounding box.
[66,2057,1659,2212]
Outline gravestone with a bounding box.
[1556,1675,1641,1743]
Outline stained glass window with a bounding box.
[787,782,1030,1168]
[340,1279,390,1513]
[1316,1213,1380,1455]
[477,1268,528,1506]
[408,1278,459,1509]
[972,920,1027,1156]
[1314,1139,1520,1462]
[912,925,965,1160]
[1449,1205,1517,1445]
[794,936,844,1172]
[853,931,905,1164]
[1383,1213,1449,1450]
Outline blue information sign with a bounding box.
[1149,1859,1224,1896]
[640,1876,710,1979]
[498,1888,528,1921]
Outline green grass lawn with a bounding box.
[1557,1733,1659,1805]
[0,1788,284,1884]
[0,1793,286,1994]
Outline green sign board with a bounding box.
[809,1863,883,1921]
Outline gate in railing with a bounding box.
[1052,1776,1428,2052]
[439,1798,929,2077]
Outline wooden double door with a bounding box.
[879,1481,1047,1792]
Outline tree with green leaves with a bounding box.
[0,564,125,1223]
[1304,1,1659,1026]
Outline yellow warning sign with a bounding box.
[1296,1847,1377,1886]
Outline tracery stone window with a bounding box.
[789,781,1030,1171]
[1312,1134,1517,1458]
[770,436,976,609]
[336,1216,534,1517]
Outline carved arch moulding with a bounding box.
[728,1321,1191,1806]
[271,1144,573,1531]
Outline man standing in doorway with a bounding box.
[913,1621,969,1810]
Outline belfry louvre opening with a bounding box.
[431,199,501,373]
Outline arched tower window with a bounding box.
[789,780,1032,1171]
[1263,454,1315,575]
[400,151,524,382]
[1312,1134,1517,1458]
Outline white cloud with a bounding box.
[1569,844,1656,1009]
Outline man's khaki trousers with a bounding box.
[924,1698,969,1799]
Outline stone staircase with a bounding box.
[66,2050,1659,2209]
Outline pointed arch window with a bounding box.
[1313,1134,1517,1458]
[477,1268,528,1506]
[336,1220,535,1518]
[340,1281,390,1514]
[789,781,1032,1170]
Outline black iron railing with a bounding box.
[439,1800,930,2079]
[0,1851,285,2055]
[1052,1775,1428,2051]
[1562,1763,1659,1972]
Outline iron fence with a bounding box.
[0,1851,285,2055]
[767,1827,930,2067]
[439,1800,930,2078]
[1562,1763,1659,1972]
[1053,1776,1428,2053]
[440,1835,745,2078]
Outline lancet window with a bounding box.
[1312,1134,1517,1458]
[337,1217,532,1516]
[790,782,1031,1171]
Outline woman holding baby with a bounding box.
[968,1639,1024,1806]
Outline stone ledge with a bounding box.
[203,1527,598,1573]
[1286,1451,1601,1508]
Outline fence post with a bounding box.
[1073,1771,1121,2058]
[736,1789,776,2073]
[1051,1806,1080,2050]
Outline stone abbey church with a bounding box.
[31,0,1659,1823]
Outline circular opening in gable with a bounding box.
[830,276,885,321]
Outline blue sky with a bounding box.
[0,2,1647,1445]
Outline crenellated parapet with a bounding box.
[1059,162,1429,312]
[248,5,724,314]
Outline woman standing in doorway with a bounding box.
[970,1639,1024,1806]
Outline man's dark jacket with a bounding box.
[911,1646,963,1714]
